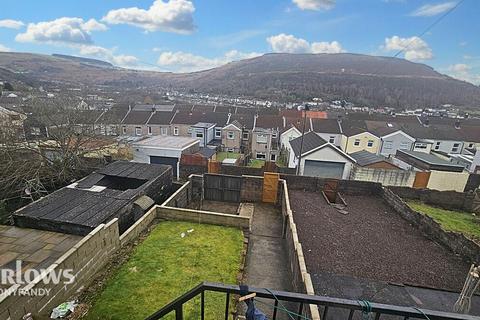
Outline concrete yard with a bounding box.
[289,191,478,316]
[199,200,239,215]
[0,225,81,288]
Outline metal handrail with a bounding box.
[145,282,480,320]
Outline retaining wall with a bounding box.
[350,167,415,187]
[383,188,480,263]
[389,186,480,213]
[280,180,320,320]
[0,219,120,319]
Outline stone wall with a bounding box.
[280,180,320,320]
[389,186,479,213]
[0,219,120,319]
[383,188,480,262]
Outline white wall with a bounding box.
[427,170,469,192]
[431,140,464,154]
[299,146,354,179]
[132,146,182,163]
[280,128,301,149]
[317,133,342,147]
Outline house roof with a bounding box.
[134,136,199,150]
[255,115,284,130]
[224,120,242,130]
[198,147,216,159]
[311,119,342,134]
[122,111,151,125]
[133,104,175,112]
[229,114,255,129]
[172,111,229,126]
[350,150,390,167]
[147,111,175,125]
[396,149,465,171]
[289,131,327,156]
[340,119,369,136]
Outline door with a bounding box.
[413,171,431,189]
[204,174,242,202]
[303,160,345,179]
[150,156,178,176]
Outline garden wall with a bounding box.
[389,186,480,213]
[350,167,415,187]
[120,206,157,246]
[280,180,320,320]
[382,188,480,263]
[0,219,120,319]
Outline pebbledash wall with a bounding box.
[382,188,480,263]
[0,219,120,319]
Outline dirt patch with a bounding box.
[200,200,239,214]
[289,191,470,292]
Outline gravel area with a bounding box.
[290,191,470,292]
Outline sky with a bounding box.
[0,0,479,84]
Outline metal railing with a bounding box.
[145,282,478,320]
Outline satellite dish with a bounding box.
[24,188,31,195]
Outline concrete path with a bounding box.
[242,203,294,319]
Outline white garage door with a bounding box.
[304,160,345,179]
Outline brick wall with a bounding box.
[383,188,480,262]
[0,219,120,319]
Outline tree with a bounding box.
[3,82,14,91]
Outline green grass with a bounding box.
[407,200,480,240]
[216,152,240,162]
[84,221,244,320]
[248,159,265,168]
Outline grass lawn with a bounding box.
[216,152,240,162]
[248,159,265,168]
[84,221,244,320]
[408,200,480,240]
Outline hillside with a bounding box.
[0,52,479,108]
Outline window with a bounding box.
[354,139,361,146]
[196,132,204,139]
[173,127,179,136]
[227,131,235,140]
[329,136,335,144]
[452,143,460,153]
[256,152,266,159]
[122,126,126,135]
[383,141,393,149]
[161,127,168,135]
[148,126,152,135]
[215,128,221,138]
[367,140,374,148]
[257,134,268,144]
[468,143,474,149]
[270,154,277,161]
[415,143,427,149]
[228,148,234,152]
[31,127,41,136]
[187,127,192,134]
[434,141,440,150]
[135,127,142,136]
[400,141,410,149]
[242,132,249,140]
[272,131,278,138]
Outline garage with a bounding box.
[150,156,178,176]
[304,160,345,179]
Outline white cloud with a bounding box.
[410,2,457,17]
[0,19,24,29]
[15,17,106,45]
[78,45,138,68]
[447,63,480,85]
[292,0,335,11]
[383,36,433,61]
[102,0,195,34]
[0,44,11,52]
[157,50,261,72]
[267,33,345,54]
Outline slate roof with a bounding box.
[122,111,151,125]
[311,119,342,134]
[255,115,284,130]
[350,150,390,167]
[340,119,369,136]
[172,111,229,126]
[289,131,327,156]
[147,111,175,125]
[229,114,255,129]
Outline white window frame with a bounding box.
[383,141,393,149]
[452,143,460,153]
[122,126,126,135]
[196,131,204,139]
[161,127,168,135]
[468,143,474,149]
[242,132,249,140]
[227,131,235,140]
[329,136,335,144]
[367,140,374,148]
[256,152,266,160]
[434,141,440,150]
[415,143,427,149]
[256,134,268,144]
[215,128,222,138]
[173,127,179,136]
[270,153,277,161]
[272,131,278,138]
[148,126,152,135]
[354,139,361,146]
[399,141,410,149]
[135,127,142,136]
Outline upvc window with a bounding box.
[173,127,179,135]
[257,134,268,144]
[354,139,361,146]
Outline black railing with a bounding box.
[145,282,478,320]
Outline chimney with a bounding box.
[424,118,429,127]
[455,120,461,129]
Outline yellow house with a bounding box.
[340,120,381,154]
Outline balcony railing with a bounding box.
[145,282,477,320]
